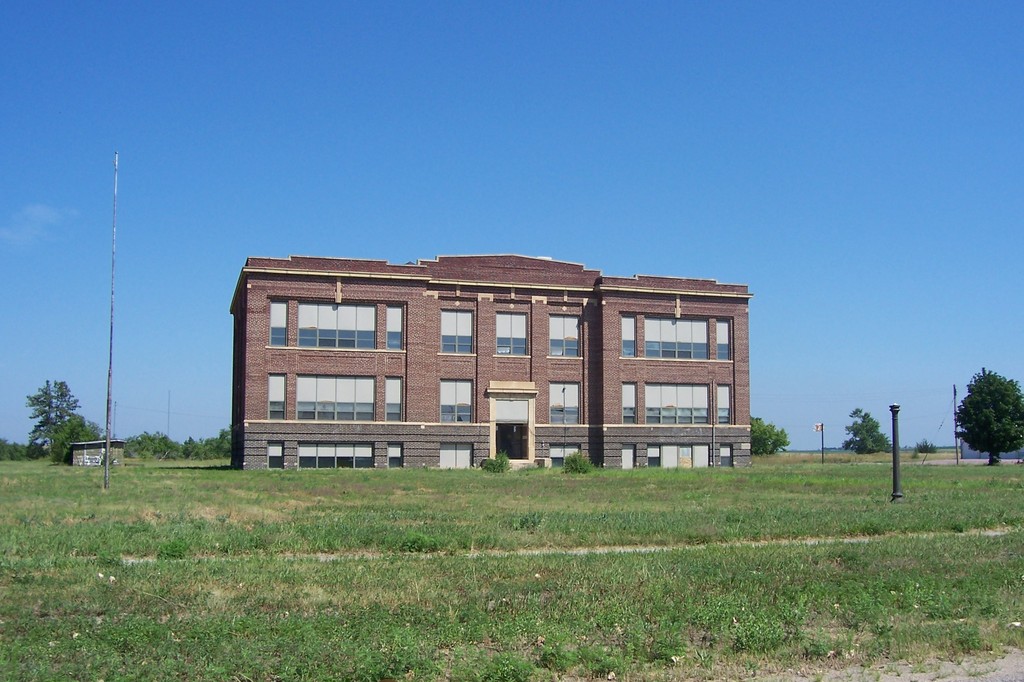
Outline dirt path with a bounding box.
[767,648,1024,682]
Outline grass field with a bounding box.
[1,459,1022,680]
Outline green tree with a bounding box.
[841,408,891,454]
[126,432,181,459]
[203,428,232,459]
[26,379,82,454]
[50,415,102,465]
[750,417,790,455]
[179,429,231,460]
[0,438,29,461]
[956,368,1024,466]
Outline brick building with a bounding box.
[230,255,752,469]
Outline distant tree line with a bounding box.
[124,429,231,460]
[2,380,230,464]
[754,368,1024,464]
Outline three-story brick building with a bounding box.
[230,254,752,469]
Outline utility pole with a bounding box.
[953,384,960,465]
[104,152,118,491]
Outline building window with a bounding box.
[621,316,636,357]
[440,443,472,469]
[268,375,285,420]
[717,320,731,360]
[549,444,580,468]
[647,444,710,468]
[549,383,580,424]
[267,442,284,469]
[387,306,403,350]
[441,310,473,354]
[717,385,731,424]
[645,384,709,424]
[270,302,287,346]
[388,444,404,468]
[496,313,527,355]
[621,445,635,470]
[298,303,376,349]
[440,380,472,422]
[622,383,636,424]
[297,443,373,469]
[644,318,708,359]
[549,315,579,357]
[296,376,375,421]
[719,444,733,467]
[648,445,686,468]
[385,377,403,422]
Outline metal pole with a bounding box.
[890,404,903,502]
[820,425,825,465]
[953,384,960,465]
[562,386,567,453]
[104,152,118,491]
[711,380,716,467]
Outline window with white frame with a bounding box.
[621,316,636,357]
[441,310,473,353]
[496,313,527,355]
[268,375,285,420]
[692,444,710,468]
[386,306,403,350]
[645,384,709,424]
[439,443,472,469]
[440,380,472,422]
[385,377,402,422]
[267,442,284,469]
[549,383,580,424]
[717,385,731,424]
[549,315,579,357]
[296,376,374,421]
[644,318,708,359]
[387,444,404,468]
[297,303,376,349]
[716,320,730,360]
[270,302,287,346]
[297,442,373,469]
[648,445,673,468]
[622,383,636,424]
[549,444,581,468]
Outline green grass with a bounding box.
[1,459,1022,680]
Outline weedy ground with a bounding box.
[1,458,1021,680]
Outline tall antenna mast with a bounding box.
[953,383,959,465]
[104,152,118,490]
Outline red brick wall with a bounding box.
[231,256,752,469]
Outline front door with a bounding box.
[496,423,528,459]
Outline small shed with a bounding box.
[71,440,125,467]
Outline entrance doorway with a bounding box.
[496,423,528,459]
[488,382,537,463]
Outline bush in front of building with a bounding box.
[562,452,593,474]
[481,452,511,473]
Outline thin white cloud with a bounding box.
[0,204,78,245]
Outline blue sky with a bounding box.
[2,1,1022,450]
